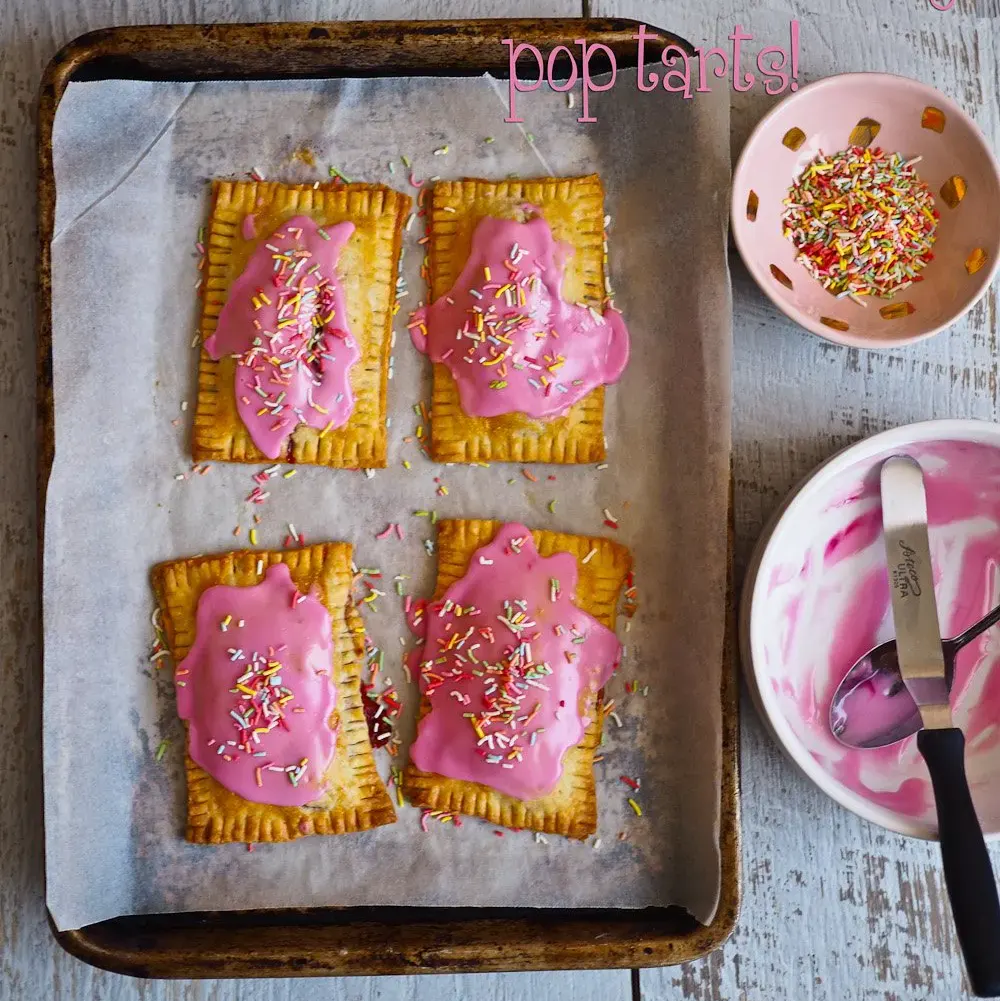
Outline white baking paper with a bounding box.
[44,71,732,931]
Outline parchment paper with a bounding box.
[44,71,732,931]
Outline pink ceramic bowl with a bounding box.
[731,73,1000,348]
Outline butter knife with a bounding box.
[881,455,1000,997]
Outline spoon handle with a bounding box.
[918,727,1000,997]
[951,602,1000,651]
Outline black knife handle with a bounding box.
[918,727,1000,997]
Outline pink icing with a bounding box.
[408,215,629,419]
[408,522,622,801]
[204,215,359,459]
[175,562,337,807]
[822,509,882,569]
[765,439,1000,828]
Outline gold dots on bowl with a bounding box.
[781,127,806,151]
[769,264,793,289]
[921,106,946,132]
[848,118,881,148]
[879,301,916,320]
[746,190,759,221]
[820,317,850,332]
[940,175,967,208]
[966,248,989,275]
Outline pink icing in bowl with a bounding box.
[741,420,1000,840]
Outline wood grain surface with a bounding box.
[5,0,998,997]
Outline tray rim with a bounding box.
[36,16,740,978]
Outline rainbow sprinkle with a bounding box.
[361,676,403,750]
[221,645,307,788]
[781,146,939,300]
[420,808,463,831]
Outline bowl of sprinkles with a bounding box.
[732,72,1000,348]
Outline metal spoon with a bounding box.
[829,600,1000,749]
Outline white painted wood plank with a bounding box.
[590,0,999,997]
[75,972,631,1001]
[4,1,630,999]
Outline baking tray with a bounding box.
[37,18,740,977]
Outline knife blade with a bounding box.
[879,455,951,730]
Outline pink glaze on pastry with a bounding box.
[408,523,621,801]
[175,562,337,807]
[408,215,629,419]
[204,215,359,459]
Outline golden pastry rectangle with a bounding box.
[425,175,609,465]
[401,519,631,839]
[193,180,411,469]
[152,543,396,843]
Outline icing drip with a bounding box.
[175,563,337,807]
[409,523,621,800]
[205,215,359,459]
[409,215,629,420]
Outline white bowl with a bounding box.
[741,419,1000,839]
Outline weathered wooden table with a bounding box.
[4,0,997,997]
